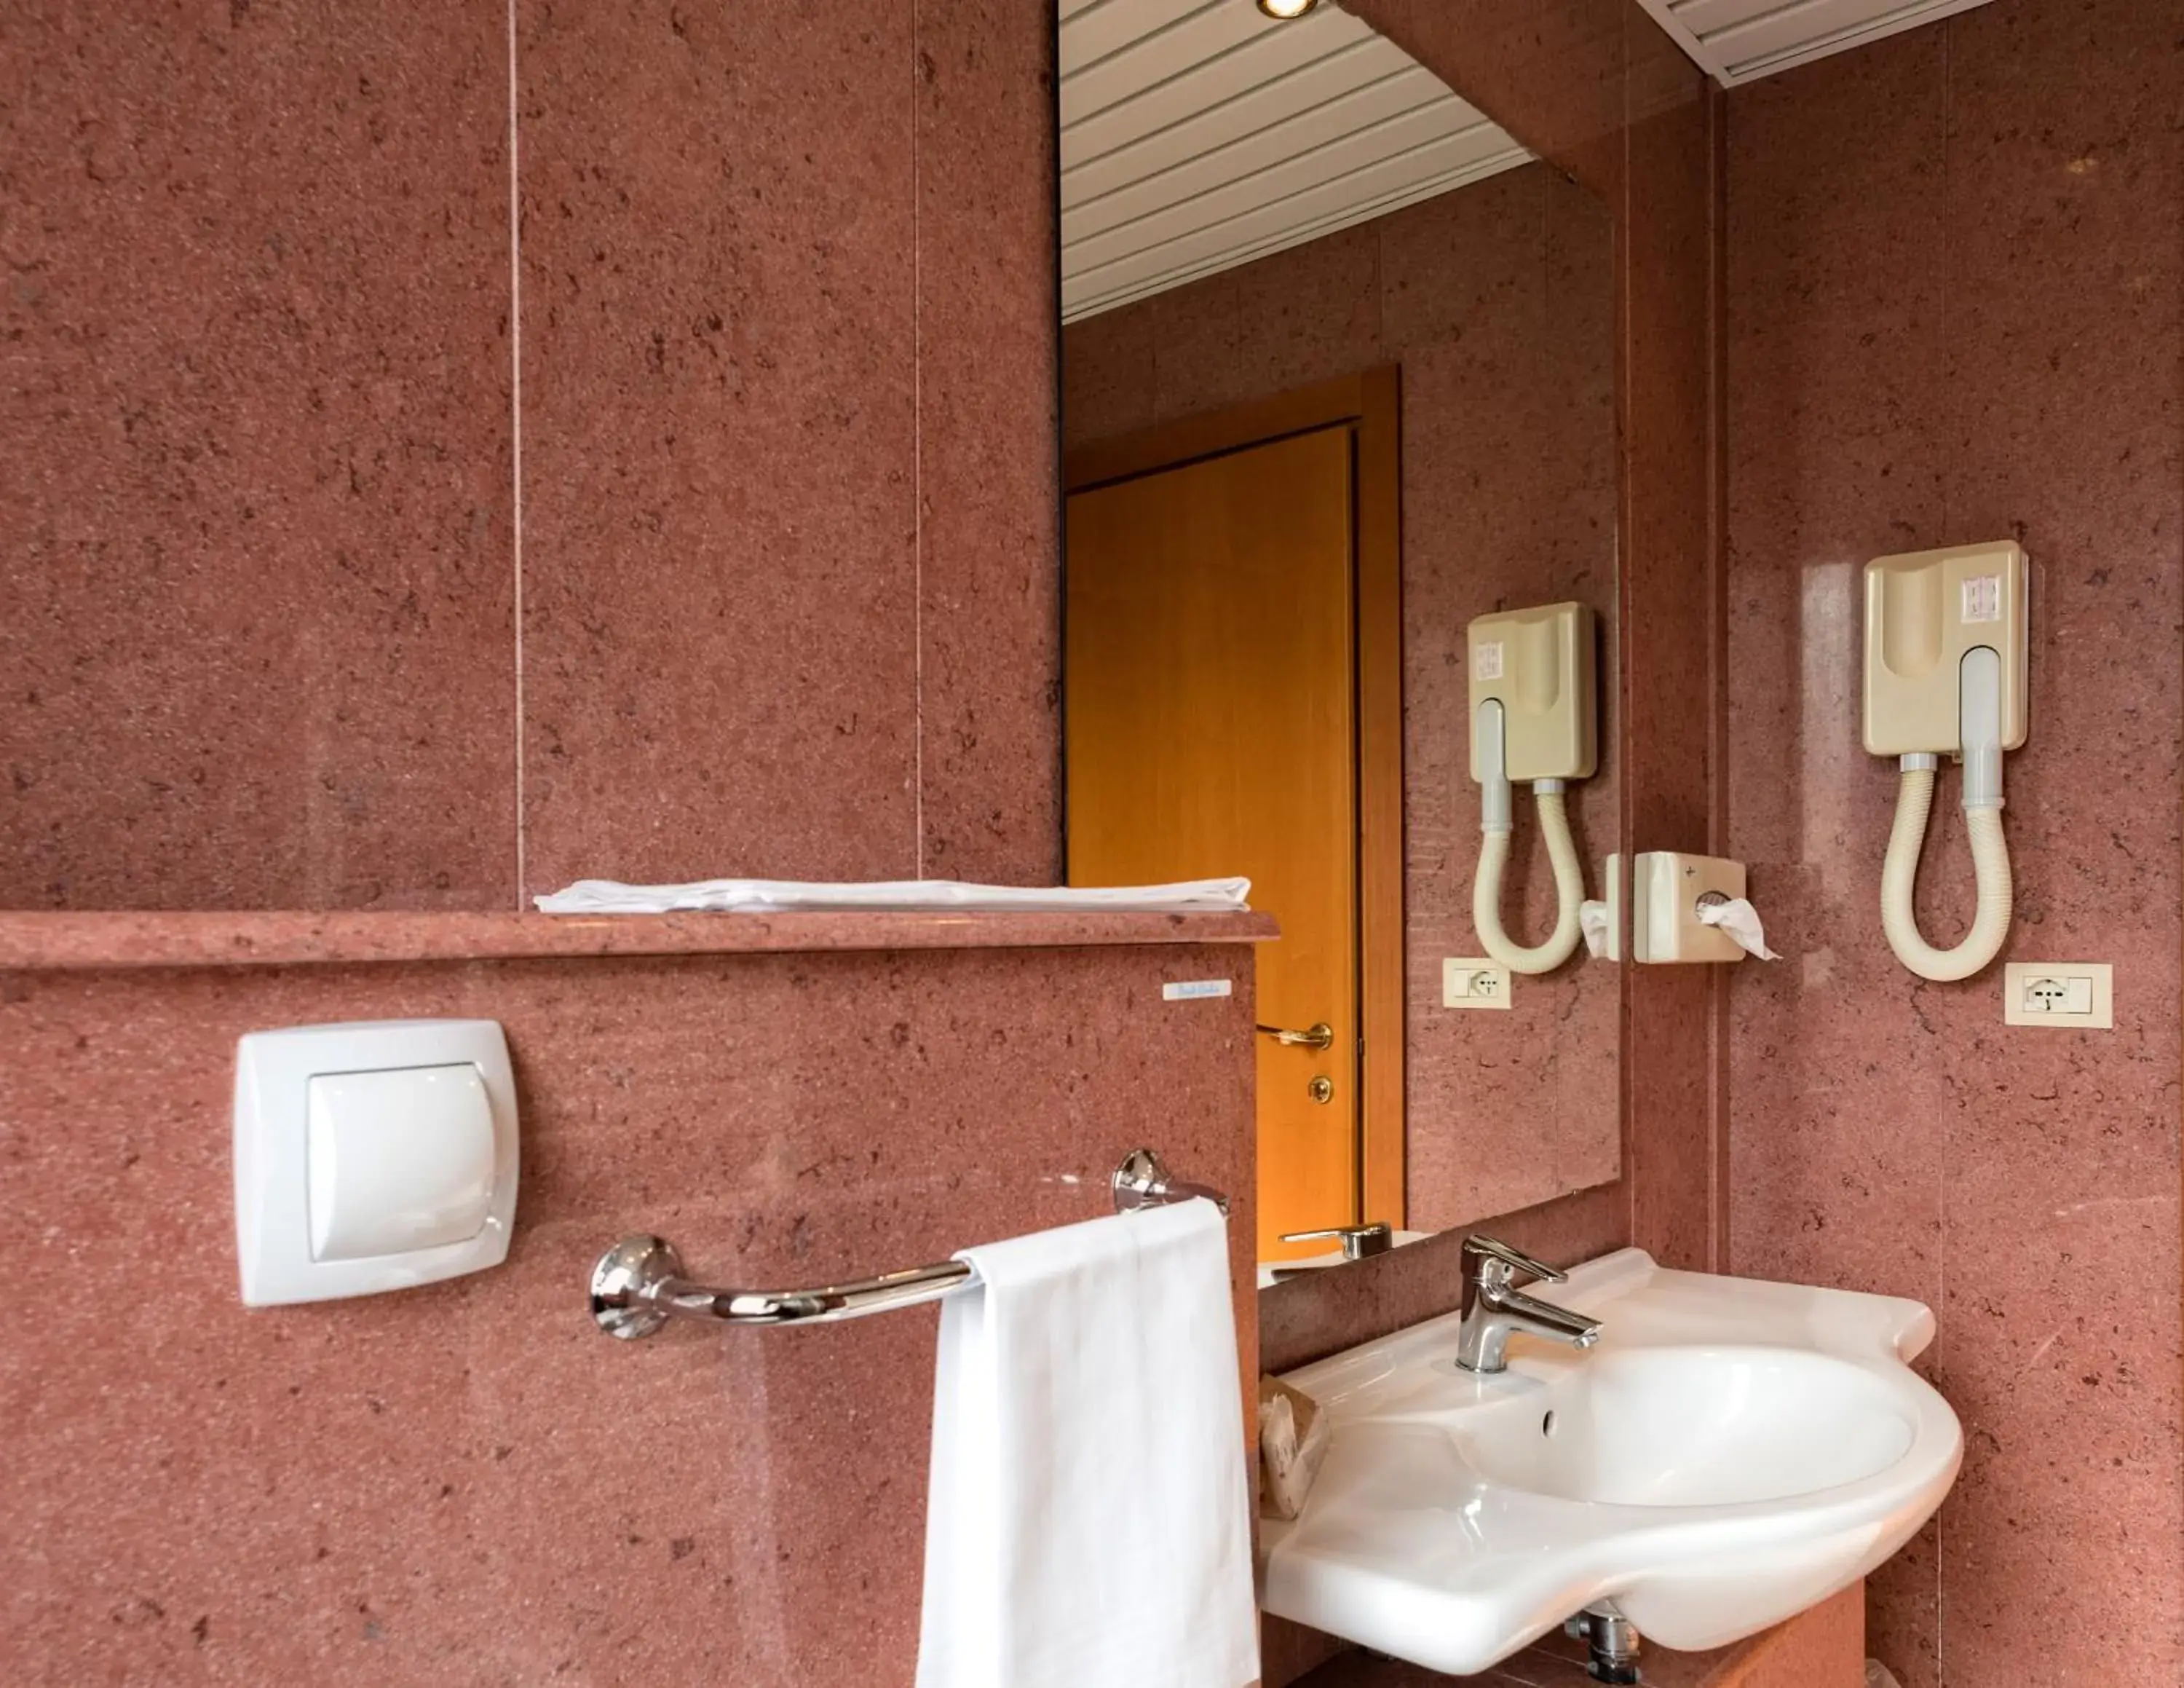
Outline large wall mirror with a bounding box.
[1054,0,1622,1270]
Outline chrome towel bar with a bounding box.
[588,1147,1228,1340]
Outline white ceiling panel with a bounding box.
[1062,1,1273,129]
[1064,39,1395,208]
[1063,12,1377,173]
[1631,0,2001,87]
[1066,73,1481,248]
[1066,104,1515,274]
[1059,0,1534,322]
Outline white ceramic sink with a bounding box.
[1259,1250,1962,1676]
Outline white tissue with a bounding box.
[1578,899,1612,959]
[533,876,1250,915]
[1695,896,1779,961]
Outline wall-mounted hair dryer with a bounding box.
[1862,542,2029,982]
[1467,602,1597,974]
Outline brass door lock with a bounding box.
[1307,1075,1334,1105]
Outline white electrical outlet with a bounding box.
[2002,962,2113,1029]
[1443,958,1513,1011]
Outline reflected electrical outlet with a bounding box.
[1443,958,1514,1010]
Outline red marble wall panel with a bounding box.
[514,0,1065,897]
[1063,164,1623,1235]
[1724,3,2184,1682]
[0,0,518,910]
[0,941,1256,1684]
[913,0,1064,885]
[514,0,922,892]
[7,0,1065,912]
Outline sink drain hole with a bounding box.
[1541,1410,1556,1437]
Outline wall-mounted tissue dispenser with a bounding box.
[1630,853,1774,963]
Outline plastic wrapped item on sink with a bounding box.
[1259,1374,1332,1521]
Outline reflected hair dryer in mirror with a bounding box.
[1466,603,1599,974]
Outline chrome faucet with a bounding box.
[1267,1222,1395,1282]
[1455,1235,1602,1373]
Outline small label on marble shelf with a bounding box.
[1162,979,1233,1001]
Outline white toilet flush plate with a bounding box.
[234,1019,520,1306]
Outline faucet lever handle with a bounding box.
[1281,1223,1394,1261]
[1462,1233,1567,1285]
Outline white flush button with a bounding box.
[307,1065,496,1261]
[234,1019,518,1306]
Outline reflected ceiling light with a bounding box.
[1256,0,1320,17]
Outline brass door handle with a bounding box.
[1256,1021,1334,1050]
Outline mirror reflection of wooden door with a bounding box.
[1065,426,1358,1259]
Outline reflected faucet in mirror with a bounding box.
[1282,1223,1393,1260]
[1266,1222,1393,1284]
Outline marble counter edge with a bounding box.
[0,909,1282,972]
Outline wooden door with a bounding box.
[1065,426,1358,1259]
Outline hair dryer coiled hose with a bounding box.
[1879,763,2012,982]
[1473,786,1586,975]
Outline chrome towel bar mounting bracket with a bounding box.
[588,1146,1228,1340]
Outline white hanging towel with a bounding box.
[917,1200,1259,1688]
[532,876,1250,915]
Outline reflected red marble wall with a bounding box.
[1724,4,2184,1682]
[1063,165,1623,1232]
[1343,0,1725,1288]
